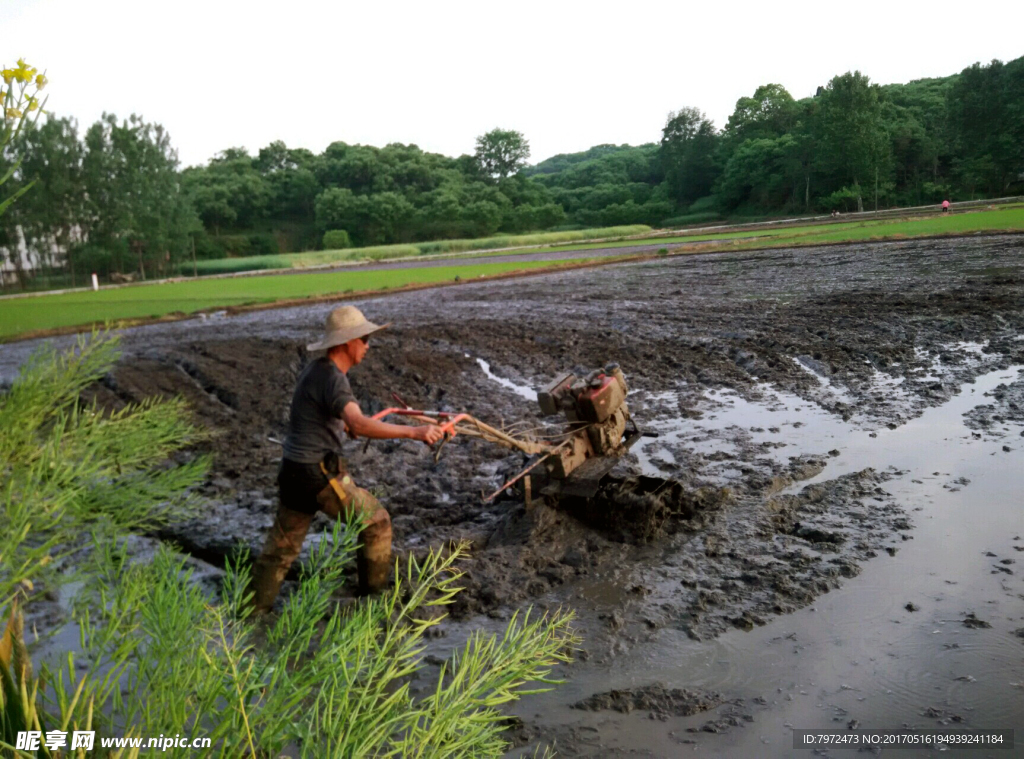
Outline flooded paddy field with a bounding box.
[3,234,1023,756]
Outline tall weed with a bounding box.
[0,335,578,757]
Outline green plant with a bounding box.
[0,335,579,757]
[189,253,290,274]
[322,229,351,250]
[687,196,719,214]
[821,185,864,212]
[0,333,208,610]
[217,234,252,256]
[0,333,207,755]
[661,212,721,227]
[191,231,227,261]
[247,232,278,256]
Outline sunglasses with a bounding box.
[359,336,370,345]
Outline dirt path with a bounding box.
[4,234,1023,756]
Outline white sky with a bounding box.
[4,0,1022,168]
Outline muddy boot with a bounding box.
[249,506,314,614]
[356,508,393,595]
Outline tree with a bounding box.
[415,186,465,239]
[527,144,666,226]
[723,84,797,146]
[813,72,892,211]
[81,114,198,278]
[256,140,319,221]
[881,76,954,204]
[314,188,415,245]
[182,148,270,234]
[314,187,360,237]
[717,134,804,211]
[475,128,530,180]
[14,117,87,282]
[947,58,1024,197]
[660,107,720,206]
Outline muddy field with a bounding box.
[4,234,1024,756]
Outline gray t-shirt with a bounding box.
[282,357,357,464]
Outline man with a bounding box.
[250,305,444,613]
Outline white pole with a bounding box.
[91,272,99,291]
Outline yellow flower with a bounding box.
[13,59,35,83]
[6,107,22,119]
[1,70,13,85]
[35,73,47,88]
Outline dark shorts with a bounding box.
[278,457,334,515]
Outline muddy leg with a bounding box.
[318,474,392,595]
[249,506,314,614]
[357,506,393,595]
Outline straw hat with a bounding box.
[306,306,390,352]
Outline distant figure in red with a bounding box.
[941,199,950,214]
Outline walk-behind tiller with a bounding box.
[371,363,654,506]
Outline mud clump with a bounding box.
[962,613,992,629]
[573,684,723,718]
[560,475,732,543]
[449,501,628,619]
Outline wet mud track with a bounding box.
[4,235,1024,756]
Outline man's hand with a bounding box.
[414,425,446,445]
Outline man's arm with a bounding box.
[342,401,445,444]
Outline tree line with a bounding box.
[2,55,1021,287]
[0,119,553,284]
[533,55,1024,226]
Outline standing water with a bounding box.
[503,365,1024,756]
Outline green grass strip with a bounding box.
[190,224,652,274]
[0,259,591,339]
[778,207,1024,243]
[505,206,1024,256]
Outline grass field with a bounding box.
[0,258,596,340]
[524,206,1024,255]
[4,207,1023,342]
[758,206,1024,244]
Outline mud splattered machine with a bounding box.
[371,363,651,503]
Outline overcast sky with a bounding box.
[4,0,1022,168]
